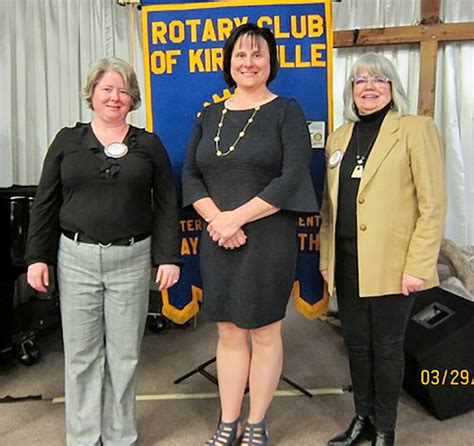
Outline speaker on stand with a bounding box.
[403,287,474,420]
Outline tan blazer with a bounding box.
[319,111,446,297]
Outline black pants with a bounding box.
[336,240,414,432]
[0,279,14,351]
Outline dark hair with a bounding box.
[223,23,279,88]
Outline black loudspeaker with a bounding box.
[403,287,474,420]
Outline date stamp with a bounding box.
[421,369,474,386]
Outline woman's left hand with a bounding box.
[156,264,180,290]
[401,273,425,296]
[207,211,242,245]
[222,228,247,250]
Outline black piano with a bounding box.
[0,185,47,365]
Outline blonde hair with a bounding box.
[82,57,141,111]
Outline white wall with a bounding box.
[1,0,473,245]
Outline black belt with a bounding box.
[62,230,149,247]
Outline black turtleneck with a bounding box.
[336,102,391,242]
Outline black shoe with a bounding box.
[372,431,395,446]
[328,415,375,445]
[205,418,242,446]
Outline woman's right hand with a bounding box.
[222,229,247,250]
[207,211,242,245]
[27,262,50,293]
[320,269,328,283]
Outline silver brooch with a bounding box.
[328,150,343,168]
[104,142,129,159]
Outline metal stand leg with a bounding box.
[173,357,217,385]
[280,374,313,398]
[174,356,314,398]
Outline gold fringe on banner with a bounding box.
[161,285,202,324]
[292,280,328,319]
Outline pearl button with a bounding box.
[360,224,367,231]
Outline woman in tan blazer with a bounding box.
[319,53,445,446]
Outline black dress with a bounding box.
[182,97,318,328]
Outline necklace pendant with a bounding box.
[351,164,364,179]
[104,142,128,159]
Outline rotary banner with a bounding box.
[141,0,332,323]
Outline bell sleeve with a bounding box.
[257,99,319,213]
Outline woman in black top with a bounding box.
[26,57,181,445]
[182,24,318,446]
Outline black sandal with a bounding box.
[205,418,242,446]
[241,420,268,445]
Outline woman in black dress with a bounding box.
[182,24,318,445]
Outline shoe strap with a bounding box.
[242,420,268,445]
[206,419,240,445]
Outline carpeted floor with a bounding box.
[1,299,473,445]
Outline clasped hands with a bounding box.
[207,211,247,250]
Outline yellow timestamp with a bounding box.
[421,369,474,386]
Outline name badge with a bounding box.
[104,143,128,159]
[328,150,343,168]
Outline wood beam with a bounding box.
[330,0,472,117]
[333,22,474,48]
[418,0,440,117]
[418,40,438,117]
[421,0,441,23]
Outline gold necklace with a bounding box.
[214,105,260,157]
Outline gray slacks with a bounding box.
[58,234,152,446]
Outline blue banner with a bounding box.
[141,0,332,322]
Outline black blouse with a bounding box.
[26,123,181,266]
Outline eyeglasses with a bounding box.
[351,75,390,86]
